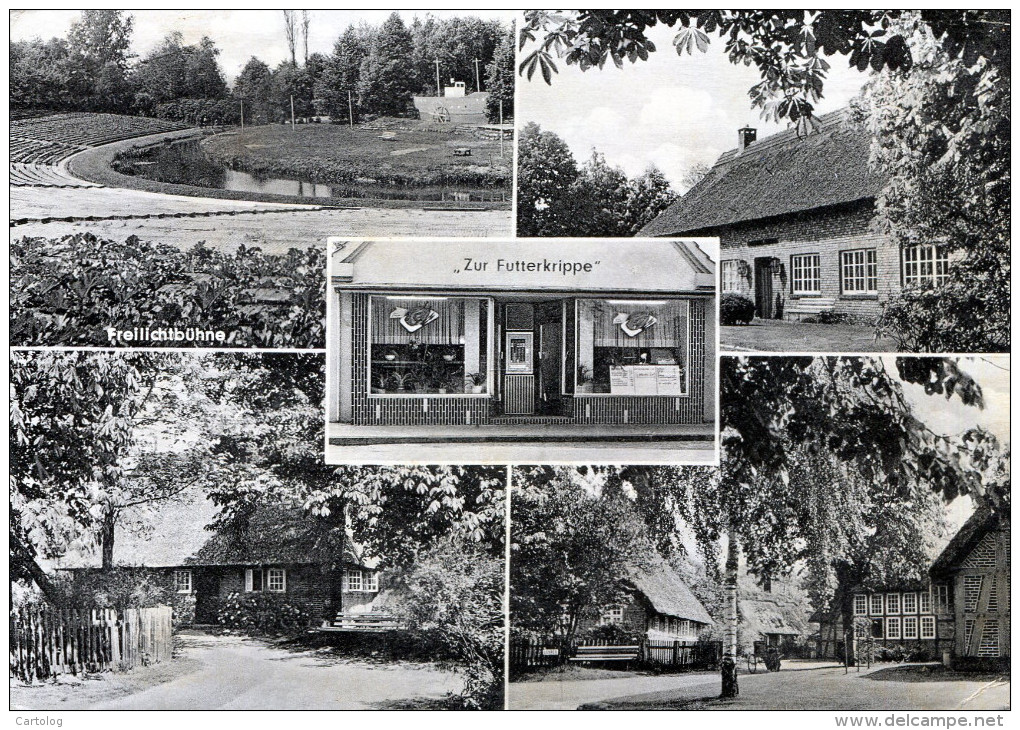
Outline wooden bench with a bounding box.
[568,644,641,666]
[453,147,472,156]
[319,611,404,632]
[785,297,836,321]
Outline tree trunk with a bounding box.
[11,534,63,605]
[100,508,116,570]
[721,526,740,698]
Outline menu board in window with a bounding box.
[631,365,659,395]
[609,366,635,394]
[656,366,685,395]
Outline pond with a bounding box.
[114,140,508,203]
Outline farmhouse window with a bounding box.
[853,594,867,616]
[721,260,748,293]
[903,616,918,640]
[244,568,262,592]
[920,616,936,640]
[886,617,901,640]
[601,605,624,625]
[840,249,878,294]
[886,593,901,615]
[869,594,883,616]
[365,572,379,592]
[790,254,821,295]
[575,299,689,395]
[345,570,363,591]
[902,245,950,286]
[267,568,286,593]
[901,592,917,614]
[368,296,490,396]
[174,570,192,594]
[933,584,950,613]
[919,591,932,614]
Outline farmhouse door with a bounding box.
[754,257,778,319]
[194,571,221,624]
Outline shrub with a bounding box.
[398,539,505,710]
[576,623,641,644]
[10,234,325,348]
[217,592,312,634]
[877,284,1009,353]
[720,293,755,325]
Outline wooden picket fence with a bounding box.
[10,605,174,683]
[510,635,722,675]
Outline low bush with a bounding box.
[877,284,1009,353]
[217,592,312,634]
[720,293,755,325]
[10,233,324,348]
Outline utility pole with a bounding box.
[473,58,482,93]
[348,90,354,129]
[290,94,296,128]
[499,100,504,157]
[434,57,441,97]
[240,99,244,130]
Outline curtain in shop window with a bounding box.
[371,297,465,345]
[587,299,689,348]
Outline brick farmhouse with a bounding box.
[641,108,949,323]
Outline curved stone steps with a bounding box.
[10,162,104,189]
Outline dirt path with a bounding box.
[12,632,463,711]
[508,670,719,710]
[554,661,1011,711]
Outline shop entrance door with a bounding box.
[500,301,567,417]
[536,302,564,416]
[503,330,535,414]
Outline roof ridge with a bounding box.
[715,108,857,166]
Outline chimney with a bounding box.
[738,126,757,151]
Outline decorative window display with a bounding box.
[575,299,689,396]
[369,296,489,395]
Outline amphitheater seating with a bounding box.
[10,113,190,187]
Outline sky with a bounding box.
[895,355,1010,532]
[9,9,515,83]
[518,21,872,190]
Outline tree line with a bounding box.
[10,10,514,126]
[516,122,683,237]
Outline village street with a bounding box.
[509,662,1011,711]
[11,631,464,711]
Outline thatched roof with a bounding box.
[55,497,376,571]
[628,560,713,625]
[185,504,375,569]
[930,507,1002,578]
[740,596,809,637]
[640,108,887,236]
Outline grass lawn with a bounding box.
[721,318,901,353]
[583,662,1010,711]
[200,121,512,190]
